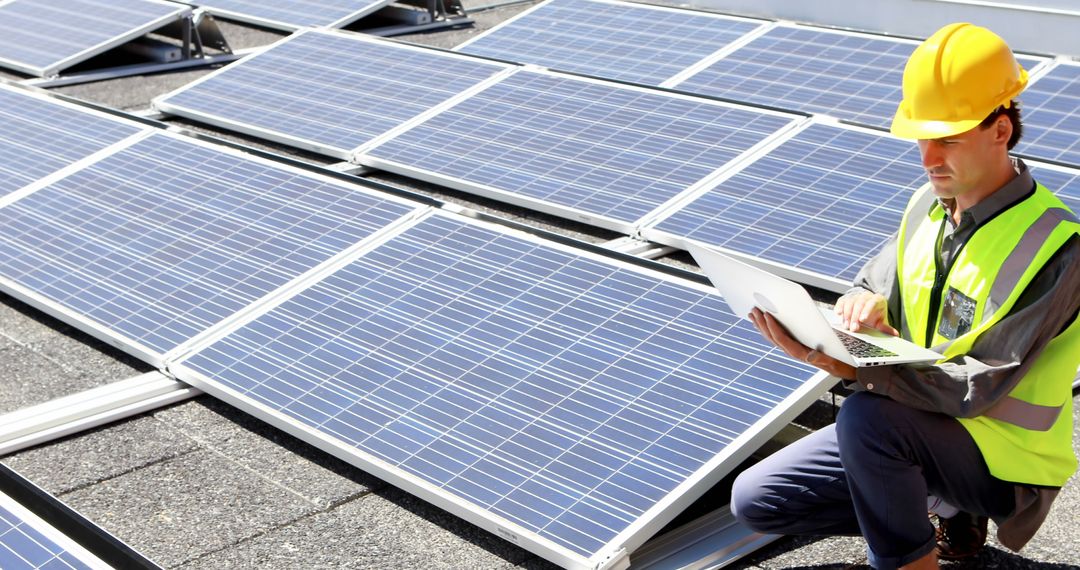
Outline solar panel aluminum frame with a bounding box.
[0,0,191,78]
[166,208,837,570]
[0,491,113,570]
[152,30,516,161]
[357,68,804,235]
[1023,155,1080,211]
[184,1,394,32]
[658,20,780,90]
[0,129,428,370]
[0,82,152,207]
[666,22,1052,130]
[1015,58,1080,167]
[452,0,768,85]
[639,118,907,293]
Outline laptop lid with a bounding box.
[687,243,941,367]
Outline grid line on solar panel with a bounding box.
[363,70,799,232]
[154,31,512,158]
[672,24,1048,130]
[1016,61,1080,167]
[0,493,106,570]
[456,0,764,86]
[0,86,145,203]
[0,131,419,360]
[175,211,825,565]
[644,121,927,290]
[179,0,389,30]
[671,25,918,128]
[0,0,186,76]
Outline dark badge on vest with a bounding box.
[939,287,976,339]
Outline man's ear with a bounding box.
[995,116,1013,146]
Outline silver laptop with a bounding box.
[688,243,941,367]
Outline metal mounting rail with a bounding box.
[601,236,678,260]
[0,371,200,456]
[630,507,780,570]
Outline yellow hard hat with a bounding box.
[891,22,1027,140]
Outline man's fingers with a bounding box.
[749,308,771,343]
[761,312,806,355]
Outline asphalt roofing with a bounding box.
[1,2,1079,569]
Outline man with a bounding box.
[730,22,1080,570]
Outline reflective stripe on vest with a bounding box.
[897,182,1080,486]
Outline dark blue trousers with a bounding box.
[731,391,1015,569]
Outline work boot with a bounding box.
[935,511,989,560]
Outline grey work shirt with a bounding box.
[842,159,1080,550]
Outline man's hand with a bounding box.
[834,291,899,336]
[749,307,857,380]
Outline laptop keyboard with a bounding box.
[834,329,899,358]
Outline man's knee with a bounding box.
[835,391,896,449]
[730,464,790,534]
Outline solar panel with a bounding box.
[362,70,799,233]
[173,211,832,570]
[0,86,145,203]
[0,0,188,77]
[672,24,1045,129]
[0,491,109,570]
[0,132,420,364]
[177,0,394,31]
[455,0,764,86]
[643,121,926,291]
[1017,62,1080,167]
[1029,160,1080,215]
[154,31,512,159]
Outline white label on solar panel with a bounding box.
[361,68,801,234]
[0,491,111,570]
[170,209,834,570]
[1017,61,1080,167]
[0,130,423,367]
[0,0,188,77]
[642,119,928,292]
[154,30,515,160]
[455,0,768,87]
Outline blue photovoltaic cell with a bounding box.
[181,0,388,28]
[651,123,926,283]
[674,25,1041,129]
[0,495,97,570]
[1029,164,1080,215]
[0,87,143,200]
[0,133,416,355]
[673,26,912,128]
[180,213,819,560]
[1016,62,1080,167]
[366,71,796,227]
[458,0,762,86]
[0,0,184,75]
[156,31,509,156]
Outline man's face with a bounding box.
[916,118,1007,200]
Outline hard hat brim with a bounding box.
[890,110,984,140]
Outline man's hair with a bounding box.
[979,101,1023,150]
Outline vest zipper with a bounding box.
[917,180,1035,348]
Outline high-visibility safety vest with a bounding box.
[896,181,1080,487]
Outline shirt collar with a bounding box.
[927,158,1035,226]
